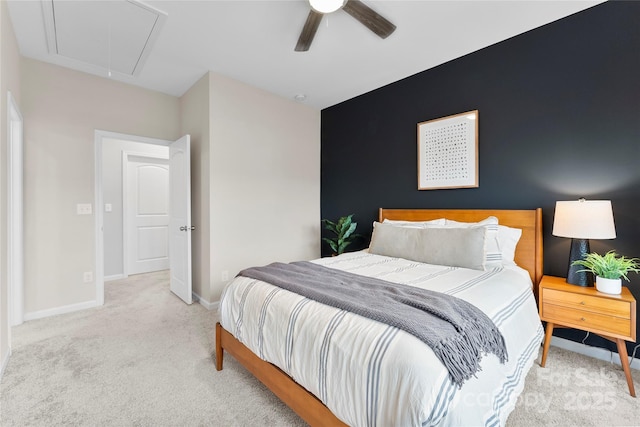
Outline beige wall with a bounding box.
[0,0,21,373]
[179,73,211,302]
[208,72,320,302]
[1,32,319,356]
[180,71,320,305]
[20,59,180,316]
[11,58,319,319]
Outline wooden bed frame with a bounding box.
[215,208,543,426]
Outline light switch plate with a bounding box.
[83,271,93,283]
[77,203,92,215]
[105,203,112,212]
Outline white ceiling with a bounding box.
[7,0,603,110]
[40,0,167,76]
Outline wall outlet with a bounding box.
[221,270,229,281]
[83,271,93,283]
[77,203,92,215]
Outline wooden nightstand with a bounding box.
[539,275,637,397]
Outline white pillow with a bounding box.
[497,225,522,265]
[443,217,498,227]
[382,218,445,228]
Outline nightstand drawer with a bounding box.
[543,303,632,338]
[543,289,630,318]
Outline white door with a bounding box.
[169,135,193,304]
[126,156,170,275]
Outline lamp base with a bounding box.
[566,238,593,287]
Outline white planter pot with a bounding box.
[595,276,622,295]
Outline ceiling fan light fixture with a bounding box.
[309,0,346,14]
[296,0,395,52]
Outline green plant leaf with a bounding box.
[338,215,352,234]
[322,219,339,235]
[572,250,640,281]
[322,237,338,253]
[322,214,359,255]
[343,222,357,240]
[338,240,352,254]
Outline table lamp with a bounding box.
[552,199,616,286]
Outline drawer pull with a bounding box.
[581,317,586,321]
[580,301,585,305]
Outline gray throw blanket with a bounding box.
[238,261,508,388]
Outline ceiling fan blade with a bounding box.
[342,0,396,39]
[295,10,323,52]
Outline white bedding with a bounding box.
[219,250,544,427]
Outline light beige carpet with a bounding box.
[511,347,639,426]
[1,271,638,426]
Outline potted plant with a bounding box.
[322,214,359,256]
[572,250,640,294]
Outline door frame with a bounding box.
[94,130,171,305]
[121,150,170,278]
[7,91,24,328]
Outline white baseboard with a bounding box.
[0,346,10,380]
[192,292,219,311]
[24,300,98,321]
[104,274,125,282]
[550,336,640,371]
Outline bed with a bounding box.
[216,208,544,426]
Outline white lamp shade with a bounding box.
[552,200,616,239]
[309,0,346,13]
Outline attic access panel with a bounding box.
[42,0,167,77]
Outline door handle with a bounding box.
[190,226,195,231]
[179,226,196,231]
[180,226,187,231]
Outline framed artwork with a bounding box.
[417,110,478,190]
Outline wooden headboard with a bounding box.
[379,208,543,288]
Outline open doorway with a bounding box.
[94,131,193,305]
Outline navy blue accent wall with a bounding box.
[321,1,640,354]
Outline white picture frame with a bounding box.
[417,110,479,190]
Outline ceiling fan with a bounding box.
[295,0,396,52]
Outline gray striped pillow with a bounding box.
[440,217,503,270]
